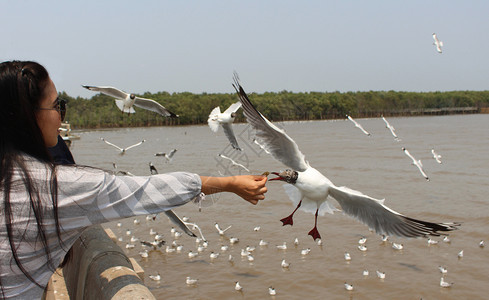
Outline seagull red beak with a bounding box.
[269,172,285,181]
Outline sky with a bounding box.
[3,1,489,99]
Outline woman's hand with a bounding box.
[200,175,268,205]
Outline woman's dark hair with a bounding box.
[0,61,67,294]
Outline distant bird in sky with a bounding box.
[233,75,459,241]
[82,85,178,117]
[402,147,430,181]
[218,153,250,172]
[208,100,242,150]
[101,138,145,155]
[149,162,158,175]
[155,149,178,163]
[346,115,371,136]
[431,148,442,164]
[381,115,400,141]
[432,33,443,53]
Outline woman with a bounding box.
[0,60,268,299]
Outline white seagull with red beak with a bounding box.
[232,74,459,241]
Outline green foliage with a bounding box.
[60,90,489,129]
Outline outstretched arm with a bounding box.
[200,175,268,205]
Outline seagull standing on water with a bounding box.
[83,85,178,117]
[402,147,430,181]
[233,75,459,241]
[101,138,145,155]
[432,33,443,53]
[346,115,371,136]
[208,101,243,150]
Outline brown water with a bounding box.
[70,114,489,299]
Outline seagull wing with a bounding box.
[168,149,178,159]
[83,85,128,99]
[101,138,123,151]
[328,184,458,237]
[233,76,308,172]
[223,101,242,114]
[221,123,242,151]
[207,106,221,132]
[125,140,145,151]
[133,97,178,117]
[164,210,197,238]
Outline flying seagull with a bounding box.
[82,85,178,117]
[432,33,443,53]
[232,75,459,241]
[208,101,242,150]
[431,148,442,164]
[155,149,178,163]
[402,147,430,181]
[102,138,145,155]
[381,115,400,141]
[218,153,250,172]
[346,115,371,136]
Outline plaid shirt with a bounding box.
[0,155,201,299]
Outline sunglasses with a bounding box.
[38,97,67,121]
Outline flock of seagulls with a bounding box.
[344,114,445,180]
[86,45,470,295]
[112,211,474,296]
